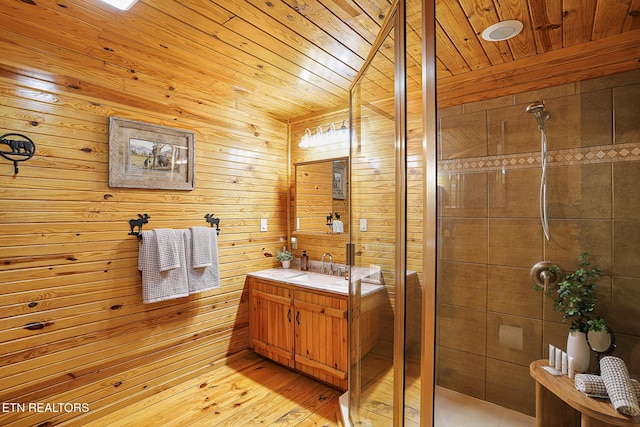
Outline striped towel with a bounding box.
[138,230,189,304]
[600,356,640,416]
[154,228,181,271]
[183,228,220,294]
[575,373,640,399]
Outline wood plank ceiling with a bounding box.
[1,0,640,121]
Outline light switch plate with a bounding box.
[260,218,267,231]
[359,219,367,231]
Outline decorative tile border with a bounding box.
[438,142,640,174]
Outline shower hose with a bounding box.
[540,126,550,241]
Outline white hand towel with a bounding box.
[139,230,189,304]
[600,356,640,416]
[183,228,220,294]
[332,220,344,233]
[154,228,180,271]
[190,226,213,268]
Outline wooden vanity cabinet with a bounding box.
[247,277,348,390]
[293,289,348,390]
[248,278,295,369]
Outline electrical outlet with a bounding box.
[260,218,268,232]
[359,219,367,231]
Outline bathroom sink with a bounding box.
[256,269,308,280]
[288,272,347,288]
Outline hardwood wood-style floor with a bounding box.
[84,351,342,426]
[73,345,534,427]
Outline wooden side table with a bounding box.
[530,359,639,426]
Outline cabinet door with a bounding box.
[294,290,348,390]
[249,279,294,368]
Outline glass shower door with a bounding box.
[348,7,401,426]
[347,0,432,425]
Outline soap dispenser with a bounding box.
[301,250,309,271]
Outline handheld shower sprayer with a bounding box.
[525,101,544,113]
[527,101,551,241]
[526,101,549,130]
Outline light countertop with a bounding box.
[246,267,386,296]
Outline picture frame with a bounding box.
[108,117,195,190]
[332,161,347,200]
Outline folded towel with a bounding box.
[575,373,640,399]
[190,226,213,268]
[332,220,344,234]
[139,230,189,304]
[154,228,181,271]
[600,356,640,416]
[182,228,220,294]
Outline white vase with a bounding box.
[567,330,591,373]
[281,260,290,269]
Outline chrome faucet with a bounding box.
[321,253,333,275]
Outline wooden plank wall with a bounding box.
[290,233,350,266]
[0,50,288,427]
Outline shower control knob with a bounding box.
[529,261,560,292]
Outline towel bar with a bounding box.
[128,213,221,240]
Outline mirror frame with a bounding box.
[586,325,617,374]
[586,325,616,354]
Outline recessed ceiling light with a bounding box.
[481,20,524,42]
[99,0,138,10]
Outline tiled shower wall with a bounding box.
[435,69,640,416]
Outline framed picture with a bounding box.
[108,117,195,190]
[332,161,347,200]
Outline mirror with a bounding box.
[295,158,348,233]
[587,325,616,374]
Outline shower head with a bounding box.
[526,100,549,129]
[526,101,545,114]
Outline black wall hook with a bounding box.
[326,212,333,226]
[129,213,150,240]
[205,213,221,235]
[0,133,36,174]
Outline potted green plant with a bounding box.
[276,247,294,269]
[537,252,604,372]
